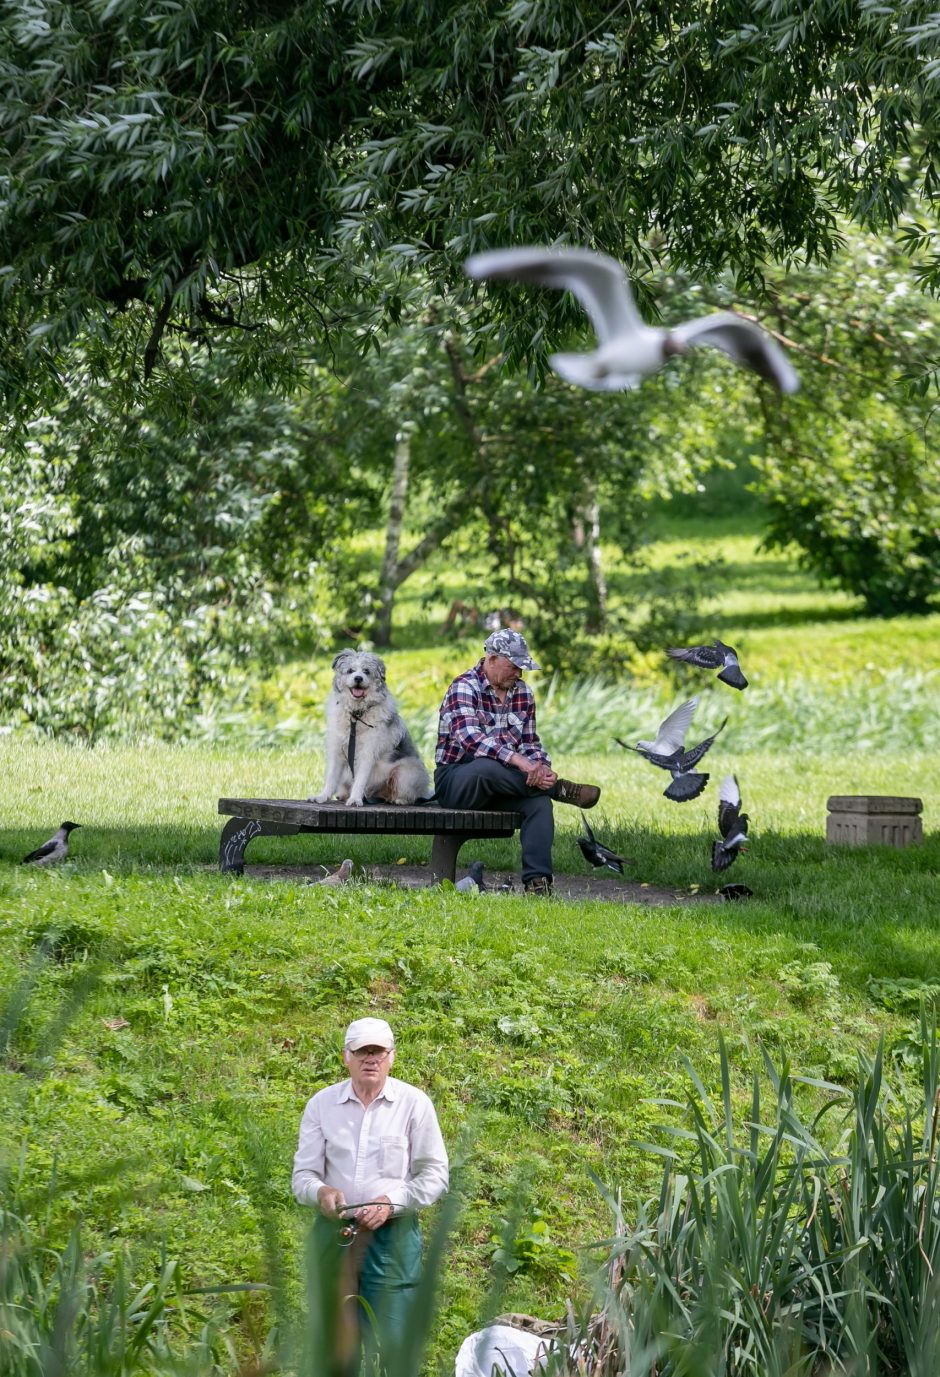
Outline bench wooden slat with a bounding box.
[218,797,519,836]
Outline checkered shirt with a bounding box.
[435,660,551,767]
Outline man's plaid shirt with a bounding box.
[435,660,551,767]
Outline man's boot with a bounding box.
[523,875,554,897]
[550,779,601,809]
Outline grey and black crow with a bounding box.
[616,697,726,802]
[711,775,750,872]
[577,814,626,873]
[464,247,800,395]
[667,639,748,691]
[22,821,81,866]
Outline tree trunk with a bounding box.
[373,432,411,647]
[582,493,606,633]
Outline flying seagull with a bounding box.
[577,814,627,873]
[463,247,800,394]
[712,775,750,872]
[667,639,748,691]
[22,821,81,866]
[456,860,487,893]
[616,697,727,802]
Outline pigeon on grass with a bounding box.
[616,698,726,803]
[712,775,750,873]
[718,883,753,901]
[577,815,627,873]
[463,247,800,394]
[22,822,81,866]
[456,861,487,893]
[312,859,354,886]
[667,639,748,691]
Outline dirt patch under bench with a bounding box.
[242,861,727,906]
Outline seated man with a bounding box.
[434,628,600,896]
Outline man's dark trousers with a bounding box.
[310,1213,421,1376]
[434,758,553,882]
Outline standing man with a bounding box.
[292,1017,448,1374]
[434,628,601,896]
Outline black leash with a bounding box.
[344,714,374,774]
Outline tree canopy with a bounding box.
[4,0,940,404]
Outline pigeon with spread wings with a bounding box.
[667,639,748,691]
[712,775,750,872]
[577,814,627,873]
[463,247,800,395]
[616,697,726,802]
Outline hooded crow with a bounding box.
[712,775,750,872]
[616,697,727,802]
[22,821,81,866]
[464,247,800,394]
[667,639,748,690]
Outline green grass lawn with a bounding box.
[1,735,937,1371]
[2,486,938,1373]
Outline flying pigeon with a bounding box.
[712,775,750,872]
[314,859,354,886]
[21,821,81,865]
[667,639,748,691]
[577,814,626,873]
[463,247,800,394]
[616,697,726,802]
[456,860,487,893]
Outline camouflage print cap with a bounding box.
[483,627,540,670]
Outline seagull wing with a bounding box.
[666,644,724,670]
[652,697,699,754]
[671,312,800,394]
[717,775,741,838]
[464,247,641,343]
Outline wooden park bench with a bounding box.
[218,797,522,882]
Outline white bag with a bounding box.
[455,1323,551,1377]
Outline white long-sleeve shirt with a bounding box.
[292,1076,449,1213]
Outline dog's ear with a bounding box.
[332,650,354,670]
[374,655,387,683]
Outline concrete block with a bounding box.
[826,795,923,848]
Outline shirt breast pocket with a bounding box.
[505,711,524,739]
[379,1135,408,1178]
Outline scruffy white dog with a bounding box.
[311,650,432,807]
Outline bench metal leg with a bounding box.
[219,816,301,874]
[430,833,471,883]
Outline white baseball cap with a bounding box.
[344,1017,395,1051]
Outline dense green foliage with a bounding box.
[6,1,940,400]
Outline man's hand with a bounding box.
[317,1186,347,1217]
[513,755,556,790]
[355,1196,393,1231]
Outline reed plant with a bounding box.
[552,1021,940,1376]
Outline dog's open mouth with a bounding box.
[349,687,367,699]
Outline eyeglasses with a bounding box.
[349,1046,390,1059]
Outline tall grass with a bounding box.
[179,669,940,756]
[552,1021,940,1376]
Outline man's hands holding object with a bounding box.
[318,1186,393,1232]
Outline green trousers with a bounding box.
[309,1212,422,1376]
